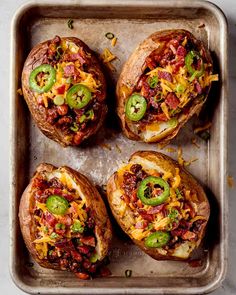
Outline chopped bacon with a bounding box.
[195,81,202,94]
[136,75,147,90]
[83,260,92,269]
[176,46,187,57]
[71,250,83,262]
[158,71,173,82]
[147,204,165,214]
[120,194,130,204]
[155,113,168,122]
[56,84,66,95]
[44,211,57,227]
[138,210,154,222]
[33,178,48,190]
[171,228,187,237]
[73,132,84,145]
[149,96,160,109]
[165,93,180,110]
[77,245,90,255]
[60,215,72,226]
[71,53,86,65]
[64,64,76,77]
[57,104,69,116]
[62,194,75,202]
[135,220,148,229]
[172,59,185,74]
[182,231,197,241]
[146,56,157,70]
[80,236,96,247]
[55,239,75,251]
[184,203,196,219]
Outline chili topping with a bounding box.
[28,35,106,145]
[117,162,208,258]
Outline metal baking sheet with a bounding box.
[10,0,228,294]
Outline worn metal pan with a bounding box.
[10,0,228,294]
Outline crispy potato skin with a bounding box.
[107,151,210,261]
[19,163,112,270]
[22,37,107,147]
[116,30,213,144]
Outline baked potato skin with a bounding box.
[22,37,107,147]
[107,151,210,261]
[116,30,213,144]
[19,163,112,271]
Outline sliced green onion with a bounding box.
[105,32,115,40]
[176,84,185,93]
[148,76,159,88]
[67,19,74,29]
[50,232,58,239]
[125,269,132,278]
[89,253,99,263]
[70,122,79,132]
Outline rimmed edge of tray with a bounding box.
[9,0,228,294]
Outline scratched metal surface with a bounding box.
[10,0,228,294]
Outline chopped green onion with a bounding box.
[79,109,94,123]
[70,122,79,132]
[147,223,153,230]
[105,32,115,40]
[175,188,183,199]
[148,76,159,88]
[50,232,58,239]
[71,220,84,233]
[176,84,185,93]
[55,46,63,60]
[168,208,179,221]
[67,19,74,29]
[125,269,132,278]
[55,223,66,230]
[53,95,65,106]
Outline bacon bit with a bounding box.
[165,93,180,110]
[99,143,112,150]
[80,236,96,247]
[135,220,148,229]
[64,64,76,77]
[169,44,176,54]
[188,259,203,267]
[191,137,200,149]
[158,70,173,82]
[176,46,186,57]
[182,231,196,241]
[147,204,165,214]
[227,175,235,188]
[193,122,212,134]
[17,88,23,95]
[165,147,176,153]
[115,144,122,153]
[71,250,83,262]
[111,37,117,47]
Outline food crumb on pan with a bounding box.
[17,88,23,95]
[198,23,205,28]
[111,37,118,47]
[67,19,74,29]
[191,137,200,148]
[177,146,198,167]
[188,259,203,267]
[227,175,234,188]
[115,144,122,153]
[165,147,176,153]
[101,48,117,72]
[193,122,212,134]
[99,143,112,150]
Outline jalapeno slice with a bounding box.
[46,195,69,215]
[29,64,56,93]
[145,231,170,248]
[66,84,92,109]
[185,51,204,81]
[125,94,147,121]
[137,176,170,206]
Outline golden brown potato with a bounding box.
[22,36,107,146]
[19,163,112,279]
[117,29,218,144]
[107,151,210,260]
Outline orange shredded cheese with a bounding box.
[227,175,234,188]
[111,37,117,47]
[193,122,212,134]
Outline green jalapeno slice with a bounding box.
[46,195,69,215]
[145,231,170,248]
[185,51,204,81]
[125,94,147,121]
[29,64,56,93]
[66,84,92,109]
[137,176,170,206]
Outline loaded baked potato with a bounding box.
[19,163,112,279]
[22,36,107,146]
[107,151,209,260]
[117,29,218,143]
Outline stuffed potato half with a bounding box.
[19,164,112,279]
[22,36,107,146]
[117,29,218,143]
[107,151,210,260]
